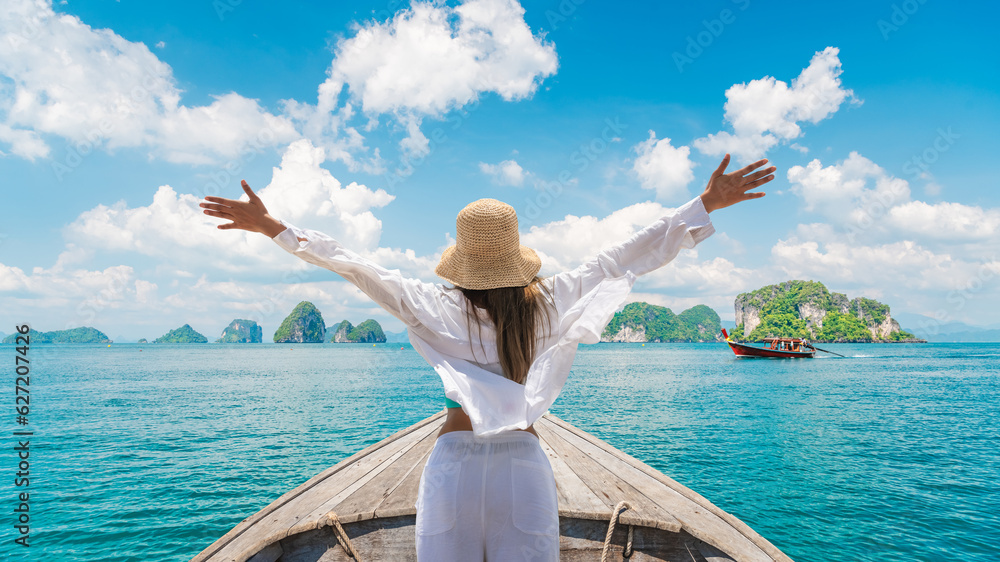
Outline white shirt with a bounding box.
[271,196,715,436]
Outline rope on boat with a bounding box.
[601,500,635,561]
[323,511,362,561]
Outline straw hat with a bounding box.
[435,198,541,290]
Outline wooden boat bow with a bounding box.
[190,411,794,562]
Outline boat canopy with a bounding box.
[762,337,809,343]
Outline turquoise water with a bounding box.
[1,342,997,561]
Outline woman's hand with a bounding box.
[699,154,775,213]
[200,180,286,238]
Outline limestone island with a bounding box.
[601,303,722,342]
[328,319,387,343]
[1,326,111,344]
[274,301,326,343]
[217,319,263,343]
[731,280,925,343]
[154,324,208,343]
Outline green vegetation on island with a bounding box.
[1,326,111,344]
[329,320,354,342]
[137,338,148,344]
[348,319,387,343]
[154,324,208,343]
[274,301,326,343]
[216,319,263,343]
[329,319,386,343]
[601,303,722,342]
[732,280,921,343]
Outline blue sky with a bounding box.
[2,0,998,341]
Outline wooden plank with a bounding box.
[245,542,281,562]
[283,418,443,536]
[543,415,780,562]
[536,418,624,518]
[194,412,445,562]
[278,516,418,562]
[328,422,440,523]
[374,443,434,518]
[534,422,682,532]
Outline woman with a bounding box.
[200,153,774,561]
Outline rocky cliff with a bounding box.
[274,301,326,343]
[733,280,920,342]
[329,320,354,343]
[601,303,722,343]
[329,319,386,343]
[217,319,263,343]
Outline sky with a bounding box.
[1,0,998,342]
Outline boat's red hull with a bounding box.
[725,340,815,358]
[721,328,816,358]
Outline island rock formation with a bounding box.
[274,301,326,343]
[601,303,722,343]
[329,319,387,343]
[1,326,111,344]
[154,324,208,343]
[733,280,921,342]
[217,319,263,343]
[329,320,354,343]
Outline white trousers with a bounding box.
[415,430,560,561]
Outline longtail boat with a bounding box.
[722,328,816,359]
[191,410,794,561]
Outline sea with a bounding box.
[1,341,997,561]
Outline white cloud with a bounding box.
[786,151,910,219]
[0,123,49,160]
[691,131,777,165]
[0,0,299,164]
[886,201,1000,241]
[786,151,1000,245]
[314,0,557,158]
[693,47,859,162]
[325,0,557,116]
[521,201,671,273]
[639,253,757,296]
[631,131,696,200]
[255,139,395,249]
[771,237,968,290]
[0,0,559,170]
[0,262,29,292]
[479,159,526,186]
[0,258,157,330]
[364,246,441,281]
[65,139,394,271]
[518,201,761,318]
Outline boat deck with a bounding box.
[190,411,792,562]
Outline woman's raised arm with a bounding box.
[200,180,426,328]
[547,154,775,304]
[201,180,287,238]
[699,154,774,213]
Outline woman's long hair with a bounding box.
[459,277,552,385]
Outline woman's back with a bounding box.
[200,153,774,561]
